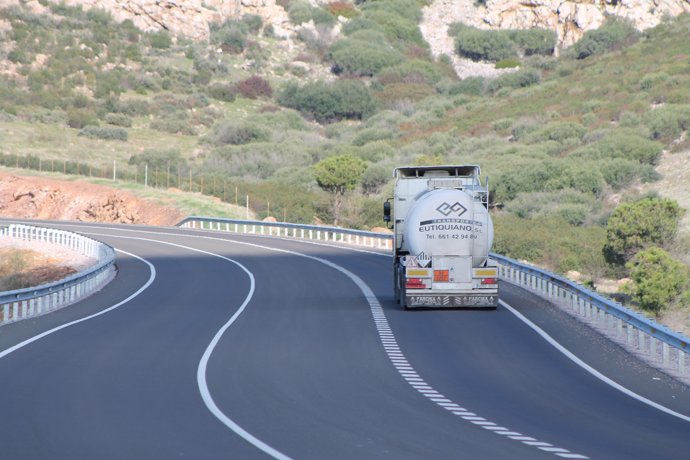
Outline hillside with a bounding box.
[0,0,688,330]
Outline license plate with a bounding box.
[407,295,497,307]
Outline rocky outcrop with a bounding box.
[481,0,690,48]
[59,0,291,41]
[422,0,690,74]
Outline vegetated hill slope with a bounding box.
[0,1,688,328]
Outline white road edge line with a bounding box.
[46,225,690,439]
[0,249,155,360]
[499,299,690,423]
[80,232,292,460]
[182,236,589,459]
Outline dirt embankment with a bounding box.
[0,171,184,225]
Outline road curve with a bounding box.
[0,220,688,459]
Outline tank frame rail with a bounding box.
[0,224,115,326]
[177,217,393,251]
[493,253,690,385]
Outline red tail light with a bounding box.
[481,278,497,285]
[406,278,426,289]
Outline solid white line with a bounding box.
[80,232,291,460]
[499,299,690,423]
[0,249,155,360]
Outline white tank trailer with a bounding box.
[383,165,498,309]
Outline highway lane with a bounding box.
[0,221,688,459]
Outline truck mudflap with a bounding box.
[405,293,498,308]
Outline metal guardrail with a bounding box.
[177,216,393,251]
[178,216,689,382]
[0,224,116,325]
[493,253,689,382]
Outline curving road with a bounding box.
[0,221,688,459]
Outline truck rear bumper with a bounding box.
[405,292,498,308]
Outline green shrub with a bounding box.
[329,37,404,76]
[277,80,377,123]
[78,125,128,141]
[358,140,396,162]
[242,14,263,32]
[625,247,689,314]
[207,121,270,146]
[128,149,186,168]
[570,18,639,59]
[360,0,421,22]
[365,9,424,44]
[67,108,99,129]
[599,158,641,190]
[640,72,669,91]
[149,30,172,49]
[603,197,684,265]
[453,24,516,62]
[212,20,247,53]
[207,83,238,102]
[352,127,397,146]
[342,16,380,35]
[104,112,132,127]
[493,214,607,274]
[524,121,587,145]
[114,98,151,116]
[510,28,557,56]
[150,115,197,135]
[582,130,663,164]
[486,68,540,93]
[361,164,390,194]
[493,157,555,203]
[28,109,67,124]
[643,104,690,141]
[376,60,444,85]
[312,7,336,25]
[446,76,485,96]
[545,160,606,196]
[376,82,436,107]
[506,189,597,225]
[495,58,520,69]
[288,1,313,25]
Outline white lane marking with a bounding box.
[0,249,155,360]
[499,299,690,423]
[170,237,589,459]
[81,232,291,460]
[72,224,690,425]
[53,226,689,451]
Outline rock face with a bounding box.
[60,0,290,41]
[423,0,690,62]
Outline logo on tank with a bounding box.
[435,202,467,217]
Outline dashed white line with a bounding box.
[57,225,595,457]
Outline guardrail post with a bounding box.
[638,329,645,351]
[680,352,686,374]
[662,342,670,366]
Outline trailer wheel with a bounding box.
[393,263,401,304]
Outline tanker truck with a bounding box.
[383,165,498,309]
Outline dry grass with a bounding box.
[0,247,76,291]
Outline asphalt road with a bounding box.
[0,221,688,459]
